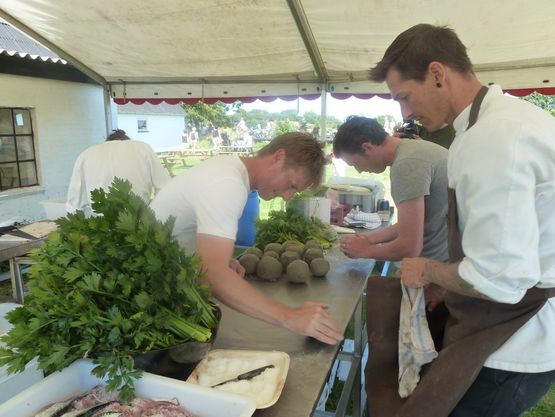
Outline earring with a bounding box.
[436,82,442,88]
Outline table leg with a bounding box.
[9,258,25,304]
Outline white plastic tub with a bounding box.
[289,197,331,224]
[0,303,44,404]
[0,360,256,417]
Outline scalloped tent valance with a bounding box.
[1,0,554,102]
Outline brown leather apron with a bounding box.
[365,86,555,417]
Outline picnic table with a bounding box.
[157,147,255,175]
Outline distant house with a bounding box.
[0,19,106,224]
[116,102,185,151]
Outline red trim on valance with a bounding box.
[113,94,321,105]
[331,92,391,100]
[112,88,555,105]
[502,87,555,97]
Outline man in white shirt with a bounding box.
[66,129,170,217]
[367,24,555,417]
[150,132,343,345]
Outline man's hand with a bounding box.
[399,257,491,300]
[398,257,430,288]
[229,258,245,277]
[340,235,370,258]
[282,301,344,345]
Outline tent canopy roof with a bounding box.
[1,0,555,102]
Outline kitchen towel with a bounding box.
[398,284,438,398]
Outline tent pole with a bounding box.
[103,86,114,135]
[319,89,327,142]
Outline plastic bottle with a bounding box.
[236,190,260,246]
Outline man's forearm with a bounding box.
[364,224,399,245]
[207,266,289,326]
[423,260,491,300]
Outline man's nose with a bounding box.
[400,103,413,121]
[282,189,295,201]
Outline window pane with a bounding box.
[18,161,37,186]
[0,136,16,162]
[14,109,32,135]
[0,109,14,135]
[16,136,35,160]
[0,163,19,190]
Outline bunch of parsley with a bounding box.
[0,179,216,401]
[254,207,337,249]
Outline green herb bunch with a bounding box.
[0,178,216,401]
[254,207,337,249]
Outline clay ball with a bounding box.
[264,242,283,255]
[310,258,330,277]
[280,250,300,270]
[286,259,311,284]
[239,253,259,275]
[304,239,323,251]
[256,255,283,281]
[264,250,280,259]
[286,244,305,258]
[303,247,324,264]
[244,246,263,259]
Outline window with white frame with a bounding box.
[137,119,148,132]
[0,108,39,191]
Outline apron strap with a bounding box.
[467,86,489,130]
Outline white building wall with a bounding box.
[117,113,184,151]
[0,73,105,224]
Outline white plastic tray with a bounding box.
[0,360,256,417]
[187,349,290,409]
[0,303,44,404]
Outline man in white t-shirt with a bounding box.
[150,132,343,345]
[66,129,170,217]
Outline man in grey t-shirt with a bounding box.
[333,116,448,263]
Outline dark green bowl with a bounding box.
[134,305,221,380]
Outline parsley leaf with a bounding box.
[0,178,216,402]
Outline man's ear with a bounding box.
[361,142,373,154]
[428,61,445,85]
[272,148,286,163]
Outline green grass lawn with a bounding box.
[524,387,555,417]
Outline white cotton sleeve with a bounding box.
[194,178,248,240]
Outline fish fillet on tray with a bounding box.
[187,349,290,409]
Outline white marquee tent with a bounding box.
[1,0,555,105]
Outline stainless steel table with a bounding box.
[214,246,376,417]
[0,238,43,303]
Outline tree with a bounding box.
[522,92,555,116]
[277,109,302,122]
[238,108,272,129]
[181,101,241,131]
[272,120,296,136]
[303,111,321,126]
[376,114,398,132]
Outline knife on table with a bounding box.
[211,364,275,388]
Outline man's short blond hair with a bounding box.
[257,132,328,187]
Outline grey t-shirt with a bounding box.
[390,139,449,261]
